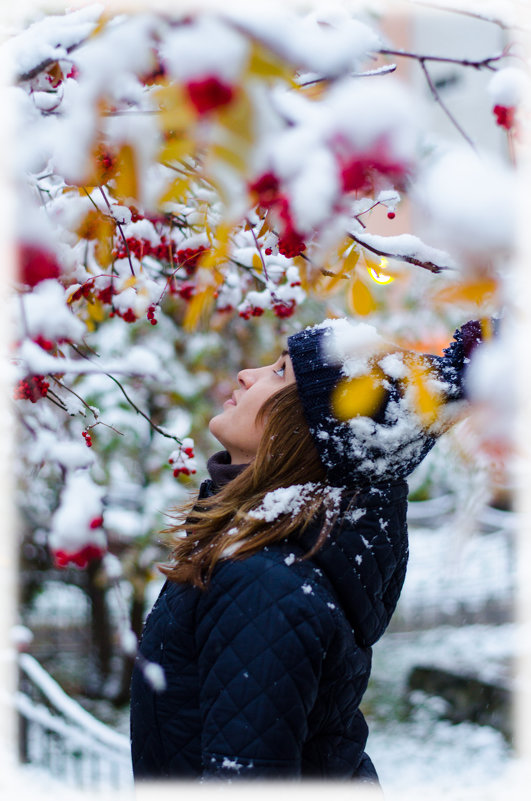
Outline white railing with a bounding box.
[17,653,133,791]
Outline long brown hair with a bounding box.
[159,383,344,589]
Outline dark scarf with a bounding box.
[206,450,248,490]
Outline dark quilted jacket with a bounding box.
[130,477,409,780]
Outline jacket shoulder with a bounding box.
[196,549,336,648]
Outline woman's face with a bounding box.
[209,351,296,464]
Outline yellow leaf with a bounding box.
[198,245,228,271]
[158,176,192,205]
[348,276,377,316]
[332,370,387,420]
[403,354,442,427]
[210,142,248,174]
[217,90,254,145]
[158,137,195,164]
[342,245,361,275]
[86,299,106,323]
[432,278,498,307]
[480,317,494,340]
[183,285,216,331]
[122,276,137,289]
[246,42,297,86]
[337,237,355,258]
[76,210,102,240]
[153,84,195,131]
[113,144,139,203]
[94,237,113,268]
[252,253,263,272]
[318,268,349,295]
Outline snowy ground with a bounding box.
[365,624,516,798]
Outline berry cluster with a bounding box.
[82,430,93,447]
[69,278,112,304]
[113,236,206,274]
[239,305,265,320]
[185,76,235,115]
[249,173,307,258]
[147,304,158,325]
[272,299,296,318]
[53,543,105,569]
[14,375,50,403]
[168,442,197,478]
[493,104,516,131]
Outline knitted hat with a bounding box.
[287,318,482,488]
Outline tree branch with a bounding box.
[299,63,397,86]
[347,232,449,274]
[69,344,181,444]
[378,47,505,71]
[419,59,476,150]
[409,1,531,34]
[49,376,99,419]
[17,41,85,83]
[98,187,136,277]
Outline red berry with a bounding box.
[387,211,396,220]
[186,76,234,115]
[89,516,104,529]
[33,335,55,351]
[493,104,516,131]
[19,244,60,287]
[273,300,296,319]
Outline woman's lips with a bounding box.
[224,393,236,407]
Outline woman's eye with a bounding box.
[274,365,285,377]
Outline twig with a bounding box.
[69,344,181,444]
[378,47,505,71]
[246,217,270,283]
[299,64,397,86]
[98,187,136,277]
[419,59,476,150]
[45,392,69,412]
[49,376,99,419]
[347,232,449,274]
[105,374,181,443]
[88,420,124,436]
[409,1,530,34]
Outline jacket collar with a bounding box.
[206,451,247,495]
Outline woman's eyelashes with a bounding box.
[274,364,285,377]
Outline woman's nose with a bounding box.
[237,367,259,388]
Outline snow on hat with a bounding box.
[287,318,482,488]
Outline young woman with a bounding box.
[129,317,484,782]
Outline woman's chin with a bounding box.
[208,411,227,441]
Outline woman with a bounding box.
[129,317,484,781]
